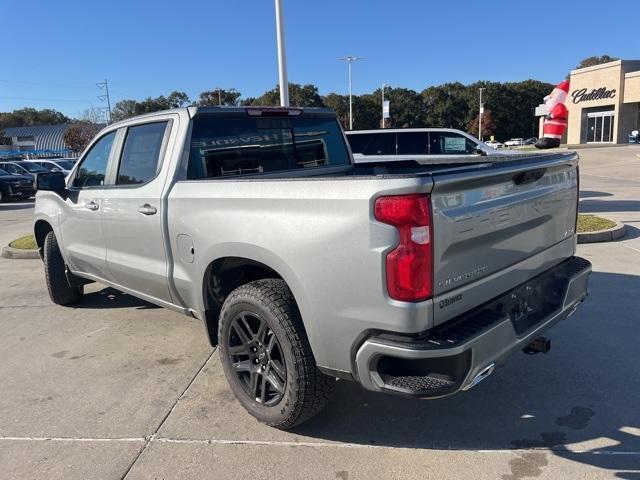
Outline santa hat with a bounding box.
[555,80,570,93]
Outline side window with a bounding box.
[116,122,167,185]
[429,132,477,155]
[346,133,374,154]
[397,132,429,155]
[4,164,19,174]
[363,133,396,155]
[73,131,116,188]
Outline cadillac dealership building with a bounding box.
[538,60,640,144]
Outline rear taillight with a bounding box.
[374,194,433,302]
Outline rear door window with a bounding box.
[116,122,168,185]
[397,132,429,155]
[429,132,477,155]
[188,115,350,179]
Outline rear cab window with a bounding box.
[187,113,350,179]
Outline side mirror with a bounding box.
[475,147,488,156]
[36,171,67,193]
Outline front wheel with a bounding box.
[218,278,335,429]
[43,231,83,306]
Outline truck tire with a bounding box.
[218,278,335,429]
[43,231,83,306]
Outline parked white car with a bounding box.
[504,138,525,147]
[25,159,76,176]
[484,140,503,149]
[345,128,521,164]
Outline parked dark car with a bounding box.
[524,137,538,145]
[0,160,50,181]
[0,168,35,201]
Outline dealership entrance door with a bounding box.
[586,111,614,143]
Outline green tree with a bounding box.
[374,87,426,128]
[196,88,242,106]
[0,108,70,130]
[323,93,350,129]
[421,82,470,130]
[249,83,324,107]
[0,131,11,145]
[350,95,380,130]
[111,91,191,122]
[576,55,619,69]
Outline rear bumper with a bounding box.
[354,256,591,398]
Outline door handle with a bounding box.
[137,204,157,215]
[85,200,99,211]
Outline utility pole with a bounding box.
[274,0,289,106]
[478,87,485,141]
[97,79,112,124]
[381,83,387,128]
[217,87,222,105]
[338,56,363,130]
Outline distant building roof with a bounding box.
[2,124,70,151]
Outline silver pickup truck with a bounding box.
[33,107,591,429]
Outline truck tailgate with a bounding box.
[430,152,579,326]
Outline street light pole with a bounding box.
[338,56,363,130]
[381,83,387,129]
[274,0,289,106]
[478,87,485,141]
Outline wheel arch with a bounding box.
[199,251,315,352]
[33,219,54,260]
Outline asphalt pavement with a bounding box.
[0,146,638,479]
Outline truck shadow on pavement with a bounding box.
[0,202,34,212]
[291,271,640,479]
[80,287,160,310]
[579,190,614,199]
[579,199,640,213]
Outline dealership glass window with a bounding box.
[397,132,429,155]
[586,111,614,143]
[73,131,116,187]
[116,122,167,185]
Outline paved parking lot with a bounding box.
[0,146,639,479]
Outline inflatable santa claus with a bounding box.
[535,80,569,149]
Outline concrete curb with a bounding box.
[577,221,626,244]
[1,245,40,259]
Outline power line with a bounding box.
[0,79,96,90]
[0,95,93,103]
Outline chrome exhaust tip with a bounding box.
[463,363,495,391]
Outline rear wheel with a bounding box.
[218,278,335,429]
[43,231,83,306]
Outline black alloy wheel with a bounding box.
[227,311,287,406]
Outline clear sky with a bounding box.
[2,0,638,118]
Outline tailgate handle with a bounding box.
[513,168,546,185]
